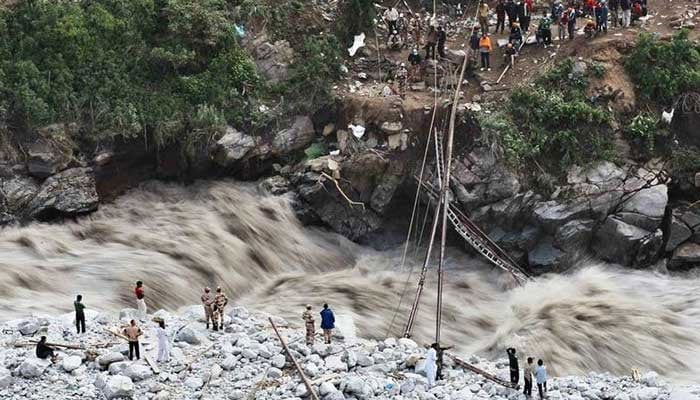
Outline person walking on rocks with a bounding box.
[523,357,534,396]
[213,286,228,331]
[155,319,170,363]
[507,347,519,386]
[135,281,147,319]
[123,319,143,361]
[302,304,315,346]
[320,303,335,344]
[425,343,438,387]
[478,2,490,34]
[201,287,214,329]
[74,294,86,334]
[535,359,548,399]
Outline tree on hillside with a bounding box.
[336,0,375,45]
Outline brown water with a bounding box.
[1,180,699,382]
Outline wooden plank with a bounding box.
[104,327,130,341]
[145,355,160,374]
[269,318,320,400]
[18,340,83,349]
[447,353,518,390]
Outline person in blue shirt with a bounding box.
[535,359,548,399]
[320,303,335,344]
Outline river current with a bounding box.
[1,180,698,382]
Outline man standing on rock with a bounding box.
[302,304,315,346]
[320,303,335,344]
[213,286,228,331]
[135,281,147,319]
[74,294,86,334]
[123,319,143,361]
[507,347,519,386]
[425,343,438,387]
[535,359,548,399]
[523,357,534,396]
[201,287,214,329]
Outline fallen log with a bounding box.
[269,317,320,400]
[446,352,519,390]
[16,340,83,350]
[145,355,160,374]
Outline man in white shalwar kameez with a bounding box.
[155,319,170,362]
[425,343,438,387]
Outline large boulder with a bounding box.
[671,93,700,148]
[210,127,257,166]
[123,364,153,381]
[25,167,98,219]
[26,130,74,179]
[593,217,663,267]
[175,325,202,345]
[533,200,591,234]
[61,355,83,372]
[666,213,693,251]
[0,176,39,213]
[669,242,700,270]
[97,352,125,368]
[272,116,316,155]
[618,185,668,231]
[554,219,595,252]
[19,357,51,378]
[528,240,565,273]
[102,375,134,399]
[0,367,12,388]
[17,318,40,335]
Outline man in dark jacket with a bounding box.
[320,303,335,344]
[74,294,86,334]
[496,0,507,33]
[517,1,531,32]
[436,26,447,58]
[505,0,518,28]
[36,336,57,362]
[408,48,422,82]
[507,347,519,386]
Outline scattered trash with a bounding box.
[661,108,675,125]
[348,124,366,139]
[348,33,366,57]
[329,150,340,156]
[233,24,245,38]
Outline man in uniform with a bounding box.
[213,286,228,331]
[397,63,408,99]
[201,287,214,329]
[302,304,315,346]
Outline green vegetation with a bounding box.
[336,0,376,45]
[625,30,700,106]
[624,112,660,155]
[482,59,615,172]
[0,0,342,157]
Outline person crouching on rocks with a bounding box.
[302,304,315,346]
[320,303,335,344]
[36,336,57,363]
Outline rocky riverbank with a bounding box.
[1,306,697,400]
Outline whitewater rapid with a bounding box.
[1,180,699,382]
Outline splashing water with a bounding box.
[1,180,699,382]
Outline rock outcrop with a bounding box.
[24,167,99,219]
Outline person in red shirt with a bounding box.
[135,280,147,319]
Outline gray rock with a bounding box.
[267,367,283,378]
[97,352,125,368]
[486,170,521,202]
[61,355,83,372]
[210,127,257,166]
[254,40,293,84]
[108,362,129,375]
[259,176,290,195]
[175,325,201,345]
[272,116,315,155]
[18,319,40,335]
[25,167,99,218]
[19,357,51,378]
[370,174,402,214]
[533,200,591,234]
[0,367,13,388]
[554,219,595,252]
[670,242,700,269]
[585,161,625,186]
[620,185,668,229]
[666,214,692,251]
[0,176,39,213]
[528,240,565,272]
[593,217,662,267]
[102,375,134,399]
[123,364,153,381]
[325,355,348,372]
[26,134,73,179]
[184,376,204,390]
[271,354,286,369]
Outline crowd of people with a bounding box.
[380,0,649,94]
